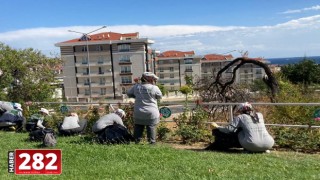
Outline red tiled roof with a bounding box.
[158,50,195,58]
[202,54,233,61]
[59,32,139,44]
[249,57,265,62]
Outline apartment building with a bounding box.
[156,50,201,91]
[201,54,267,83]
[55,32,154,102]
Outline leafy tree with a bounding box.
[281,58,320,86]
[0,43,61,103]
[180,85,192,101]
[157,83,168,97]
[185,75,193,86]
[250,79,268,93]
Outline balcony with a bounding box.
[119,61,132,65]
[120,80,133,86]
[157,69,179,74]
[120,71,132,76]
[90,71,113,77]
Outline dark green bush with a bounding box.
[174,105,210,144]
[271,127,320,153]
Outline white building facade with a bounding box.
[55,32,154,102]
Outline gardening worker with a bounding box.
[59,112,88,136]
[92,109,126,134]
[35,108,50,129]
[127,72,162,144]
[206,102,274,153]
[92,109,133,144]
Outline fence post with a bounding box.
[229,105,233,123]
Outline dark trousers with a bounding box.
[206,129,242,151]
[134,124,157,144]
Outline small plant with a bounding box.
[157,122,171,141]
[118,102,135,134]
[84,106,100,134]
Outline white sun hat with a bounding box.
[39,108,49,115]
[13,103,23,111]
[115,109,126,118]
[237,102,253,112]
[142,72,159,80]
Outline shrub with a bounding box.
[157,122,171,141]
[84,106,100,134]
[263,77,320,152]
[271,127,320,153]
[174,105,210,144]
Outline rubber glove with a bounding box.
[210,122,220,129]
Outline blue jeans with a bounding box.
[134,124,157,144]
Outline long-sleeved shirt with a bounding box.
[127,83,162,125]
[218,112,274,152]
[92,113,124,133]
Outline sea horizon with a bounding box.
[265,55,320,65]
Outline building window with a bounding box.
[82,46,88,52]
[158,60,164,64]
[100,78,105,85]
[122,87,126,94]
[121,76,132,84]
[83,68,89,75]
[101,88,106,95]
[96,45,103,51]
[170,82,174,85]
[82,57,88,64]
[160,74,164,79]
[98,56,104,64]
[170,74,174,78]
[159,67,164,72]
[256,69,262,74]
[169,67,174,72]
[99,67,104,74]
[119,55,131,63]
[184,58,193,64]
[84,78,90,85]
[185,66,193,72]
[118,44,130,52]
[121,66,131,73]
[85,89,90,95]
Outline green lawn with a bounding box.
[1,132,320,180]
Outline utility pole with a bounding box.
[68,26,107,102]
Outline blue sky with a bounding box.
[0,0,319,58]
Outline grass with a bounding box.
[1,132,320,180]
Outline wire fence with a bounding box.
[30,101,320,128]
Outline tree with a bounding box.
[0,43,61,103]
[194,57,278,120]
[157,83,168,97]
[180,85,192,101]
[195,57,279,103]
[281,58,320,86]
[250,79,268,93]
[185,75,193,86]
